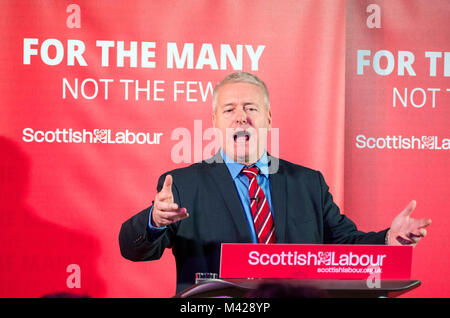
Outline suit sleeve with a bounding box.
[318,171,388,245]
[118,173,181,261]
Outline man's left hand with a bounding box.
[387,200,432,246]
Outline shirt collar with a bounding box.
[220,149,270,179]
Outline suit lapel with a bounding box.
[205,153,253,241]
[268,156,287,243]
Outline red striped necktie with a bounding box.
[241,166,276,244]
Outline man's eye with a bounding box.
[224,109,233,113]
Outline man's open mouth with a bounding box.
[233,130,250,142]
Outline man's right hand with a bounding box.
[151,174,189,227]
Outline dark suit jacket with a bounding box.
[119,153,388,294]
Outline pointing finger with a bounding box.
[158,175,174,201]
[417,218,432,229]
[400,200,416,217]
[163,174,173,192]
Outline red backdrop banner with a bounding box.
[345,0,450,297]
[0,0,448,297]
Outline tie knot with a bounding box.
[241,166,259,179]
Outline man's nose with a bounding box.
[234,107,248,124]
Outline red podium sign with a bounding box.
[220,244,413,280]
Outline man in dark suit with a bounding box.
[119,72,431,294]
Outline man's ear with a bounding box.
[268,109,272,130]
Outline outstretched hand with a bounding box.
[387,200,431,246]
[151,174,189,227]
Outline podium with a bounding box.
[175,243,420,298]
[175,278,421,298]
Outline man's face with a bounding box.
[212,82,272,164]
